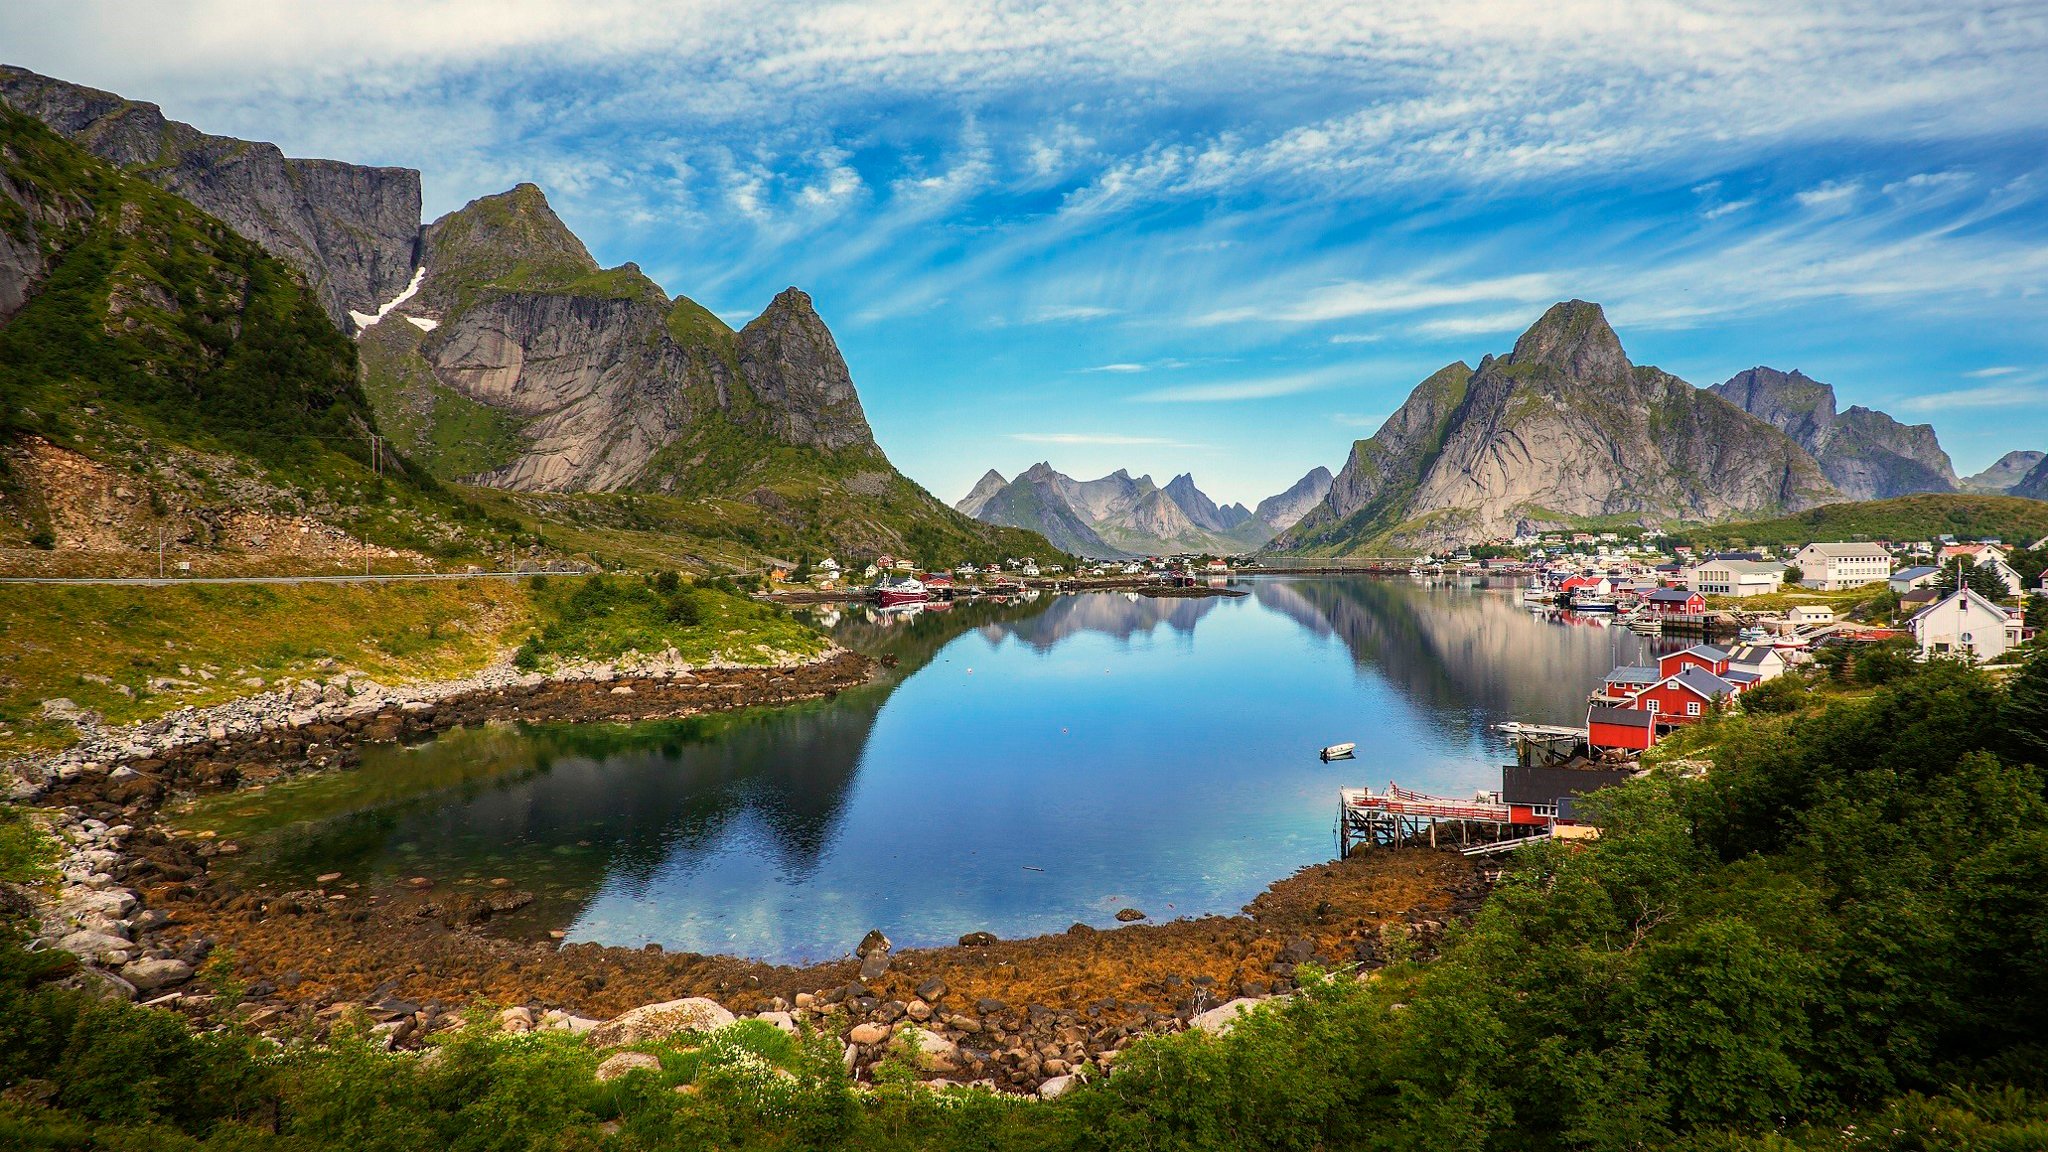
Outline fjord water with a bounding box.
[190,577,1668,963]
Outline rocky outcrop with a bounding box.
[1275,304,1836,553]
[0,65,421,329]
[1964,450,2046,494]
[1709,367,1958,500]
[736,288,877,452]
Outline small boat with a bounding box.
[876,577,926,607]
[1522,587,1556,604]
[1319,742,1357,761]
[1568,592,1618,612]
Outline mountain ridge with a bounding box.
[1273,302,1837,554]
[1708,366,1958,499]
[958,463,1331,557]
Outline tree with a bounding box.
[1783,564,1804,586]
[1936,557,2009,601]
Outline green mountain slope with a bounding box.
[1667,493,2048,549]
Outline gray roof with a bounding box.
[1892,565,1939,580]
[1673,644,1729,663]
[1588,706,1653,729]
[1672,666,1737,700]
[1646,588,1697,602]
[1606,665,1660,684]
[1728,644,1779,665]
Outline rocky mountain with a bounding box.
[1275,302,1837,554]
[0,67,1057,569]
[958,464,1330,557]
[1708,367,1958,499]
[1251,466,1332,533]
[0,65,420,329]
[1963,451,2046,494]
[2013,455,2048,502]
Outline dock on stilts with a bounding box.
[1336,784,1548,857]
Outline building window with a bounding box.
[1646,700,1659,714]
[1687,701,1701,716]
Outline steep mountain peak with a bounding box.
[1710,366,1955,499]
[422,183,620,308]
[1711,367,1838,444]
[736,289,876,452]
[1508,300,1630,382]
[1964,450,2047,493]
[955,468,1012,518]
[1253,466,1334,532]
[1021,461,1060,480]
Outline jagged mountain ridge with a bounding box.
[1963,450,2046,494]
[0,65,420,330]
[1274,302,1837,554]
[1708,367,1958,500]
[0,65,1061,567]
[2013,455,2048,502]
[958,464,1330,557]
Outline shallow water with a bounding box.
[185,576,1671,963]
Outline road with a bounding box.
[0,571,551,587]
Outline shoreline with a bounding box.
[14,639,1489,1093]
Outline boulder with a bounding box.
[856,928,891,958]
[756,1010,797,1036]
[848,1022,890,1046]
[594,1051,663,1083]
[585,998,735,1048]
[121,958,194,992]
[858,950,891,981]
[958,931,997,947]
[59,930,137,964]
[889,1026,960,1073]
[1114,908,1145,922]
[1038,1074,1076,1100]
[1189,997,1267,1036]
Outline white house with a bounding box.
[817,557,840,574]
[1688,559,1786,598]
[1793,543,1894,591]
[1788,605,1836,627]
[1939,544,2024,597]
[1907,588,2024,664]
[1727,644,1788,682]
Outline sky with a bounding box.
[5,1,2046,506]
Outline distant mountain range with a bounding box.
[1707,367,1958,500]
[956,464,1331,557]
[1964,451,2046,494]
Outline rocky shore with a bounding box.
[8,644,1490,1097]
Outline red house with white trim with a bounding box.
[1658,644,1730,679]
[1644,588,1706,616]
[1588,705,1656,752]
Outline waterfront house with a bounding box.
[1889,565,1941,593]
[1587,705,1656,752]
[1793,543,1894,590]
[1020,561,1041,578]
[1788,605,1836,627]
[1908,588,2023,663]
[1645,587,1706,615]
[1688,558,1786,598]
[1727,644,1787,681]
[1659,644,1732,679]
[1630,666,1741,723]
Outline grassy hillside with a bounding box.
[1668,493,2048,549]
[0,575,824,754]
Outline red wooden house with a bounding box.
[1644,588,1705,615]
[1588,705,1656,752]
[1629,666,1739,724]
[1658,644,1730,678]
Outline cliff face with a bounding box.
[1275,303,1836,553]
[2013,455,2048,502]
[736,289,876,452]
[1708,367,1957,500]
[0,66,421,330]
[968,463,1118,556]
[1251,466,1332,533]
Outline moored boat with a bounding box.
[876,577,926,606]
[1320,742,1357,761]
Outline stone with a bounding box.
[856,928,891,958]
[1114,908,1146,922]
[889,1027,961,1073]
[594,1051,663,1083]
[958,931,997,947]
[859,950,891,981]
[59,930,137,964]
[121,957,194,992]
[848,1022,889,1046]
[1189,997,1267,1036]
[1038,1074,1076,1100]
[905,999,933,1022]
[584,998,735,1048]
[916,978,947,1002]
[756,1010,797,1036]
[975,998,1008,1016]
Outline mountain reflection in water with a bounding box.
[192,577,1670,963]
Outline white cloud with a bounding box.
[1795,180,1862,209]
[1965,366,2020,378]
[1899,383,2046,411]
[1701,198,1756,219]
[1196,273,1558,326]
[1082,363,1149,373]
[1134,368,1351,403]
[1010,432,1190,445]
[1025,304,1120,323]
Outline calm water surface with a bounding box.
[187,577,1671,963]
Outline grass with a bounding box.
[0,575,831,755]
[1702,581,1893,615]
[1670,493,2048,550]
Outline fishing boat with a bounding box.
[876,577,926,607]
[1568,590,1618,612]
[1522,586,1556,604]
[1319,742,1357,761]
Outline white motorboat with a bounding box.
[1319,742,1357,761]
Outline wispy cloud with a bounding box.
[1081,362,1149,373]
[1899,383,2047,411]
[1133,368,1352,403]
[1196,274,1558,326]
[1795,180,1861,209]
[1702,198,1756,219]
[1966,366,2021,378]
[1010,432,1196,446]
[1025,304,1119,323]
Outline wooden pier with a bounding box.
[1336,784,1536,855]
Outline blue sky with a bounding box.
[6,1,2046,505]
